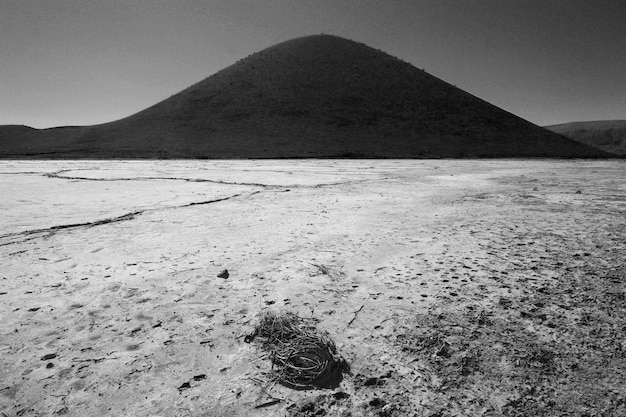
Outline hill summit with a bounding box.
[0,35,612,158]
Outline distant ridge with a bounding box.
[0,35,612,158]
[545,120,626,156]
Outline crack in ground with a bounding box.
[0,212,142,247]
[44,170,367,189]
[45,170,273,188]
[0,171,49,175]
[2,168,369,247]
[0,191,259,247]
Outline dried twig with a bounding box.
[254,399,282,409]
[310,263,344,281]
[347,305,364,327]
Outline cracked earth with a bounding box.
[1,160,625,416]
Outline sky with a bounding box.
[1,0,625,128]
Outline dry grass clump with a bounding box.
[310,263,345,281]
[247,311,348,390]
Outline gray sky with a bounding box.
[1,0,625,128]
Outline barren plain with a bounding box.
[1,159,625,416]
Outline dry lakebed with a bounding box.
[1,159,625,416]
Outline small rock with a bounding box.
[217,269,229,279]
[41,353,57,361]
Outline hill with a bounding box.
[545,120,626,155]
[0,35,612,158]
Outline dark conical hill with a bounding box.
[0,35,612,158]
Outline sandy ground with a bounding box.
[1,159,625,416]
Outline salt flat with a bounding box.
[1,160,625,416]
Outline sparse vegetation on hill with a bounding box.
[545,120,626,155]
[0,35,613,158]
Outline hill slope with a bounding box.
[0,35,612,158]
[545,120,626,155]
